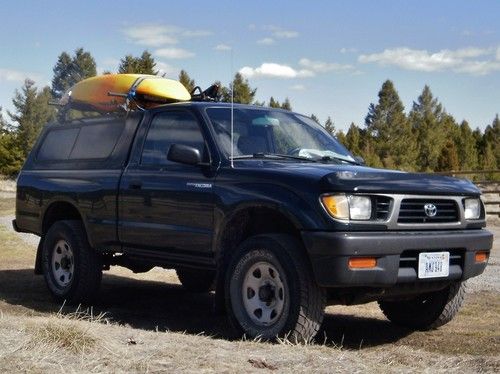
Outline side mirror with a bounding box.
[354,155,365,165]
[167,144,201,166]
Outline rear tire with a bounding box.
[225,234,325,342]
[41,220,102,305]
[176,268,215,293]
[378,281,466,330]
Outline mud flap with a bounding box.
[34,237,43,275]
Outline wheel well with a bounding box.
[218,207,302,264]
[42,202,82,235]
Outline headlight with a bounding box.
[348,195,372,220]
[464,198,481,220]
[321,194,372,220]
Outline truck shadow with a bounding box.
[0,268,411,348]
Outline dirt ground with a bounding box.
[0,194,498,373]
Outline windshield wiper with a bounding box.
[231,152,317,162]
[318,155,360,165]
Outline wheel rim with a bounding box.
[51,239,74,288]
[242,261,286,326]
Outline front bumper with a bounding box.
[301,229,493,287]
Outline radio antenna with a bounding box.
[230,48,234,168]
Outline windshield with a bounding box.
[205,107,355,162]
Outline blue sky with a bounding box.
[1,0,499,131]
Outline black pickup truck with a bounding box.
[14,102,493,341]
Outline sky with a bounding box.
[0,0,499,131]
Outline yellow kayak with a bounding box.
[60,74,191,112]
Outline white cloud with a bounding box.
[214,43,231,51]
[496,47,500,61]
[290,84,306,91]
[273,30,298,38]
[181,29,212,38]
[299,58,354,73]
[340,47,357,54]
[155,61,177,77]
[123,24,211,47]
[257,38,275,45]
[239,63,313,79]
[155,48,195,59]
[263,25,299,39]
[358,46,500,75]
[0,68,41,83]
[123,25,179,46]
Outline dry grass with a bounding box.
[0,196,499,373]
[0,198,15,216]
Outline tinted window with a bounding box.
[38,128,79,161]
[71,122,124,159]
[37,122,124,162]
[141,111,205,166]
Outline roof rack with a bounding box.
[190,83,220,102]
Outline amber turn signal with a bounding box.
[348,257,377,269]
[475,251,488,263]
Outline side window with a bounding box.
[70,122,124,159]
[38,128,79,161]
[141,111,206,166]
[37,121,125,162]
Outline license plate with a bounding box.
[418,252,450,279]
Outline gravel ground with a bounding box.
[0,215,40,247]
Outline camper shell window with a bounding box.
[37,122,125,162]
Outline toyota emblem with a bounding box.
[424,203,437,217]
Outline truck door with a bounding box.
[118,109,216,262]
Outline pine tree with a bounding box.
[310,114,320,124]
[484,114,500,167]
[336,130,347,145]
[269,97,280,108]
[8,80,55,157]
[345,122,361,155]
[268,97,292,110]
[117,51,157,75]
[139,51,157,75]
[281,98,292,111]
[437,140,460,171]
[221,73,257,104]
[479,143,498,180]
[51,52,72,98]
[51,48,97,98]
[0,107,20,175]
[359,133,383,168]
[409,85,446,171]
[455,120,478,171]
[178,70,196,93]
[118,55,139,74]
[365,80,416,170]
[324,117,335,135]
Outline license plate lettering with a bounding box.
[418,252,450,279]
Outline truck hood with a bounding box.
[319,167,480,195]
[233,161,481,195]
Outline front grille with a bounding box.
[399,249,464,273]
[398,199,459,224]
[374,196,392,220]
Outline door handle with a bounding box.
[129,180,142,190]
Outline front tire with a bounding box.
[378,281,467,330]
[225,234,325,342]
[41,220,102,305]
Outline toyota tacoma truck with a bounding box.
[14,102,493,341]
